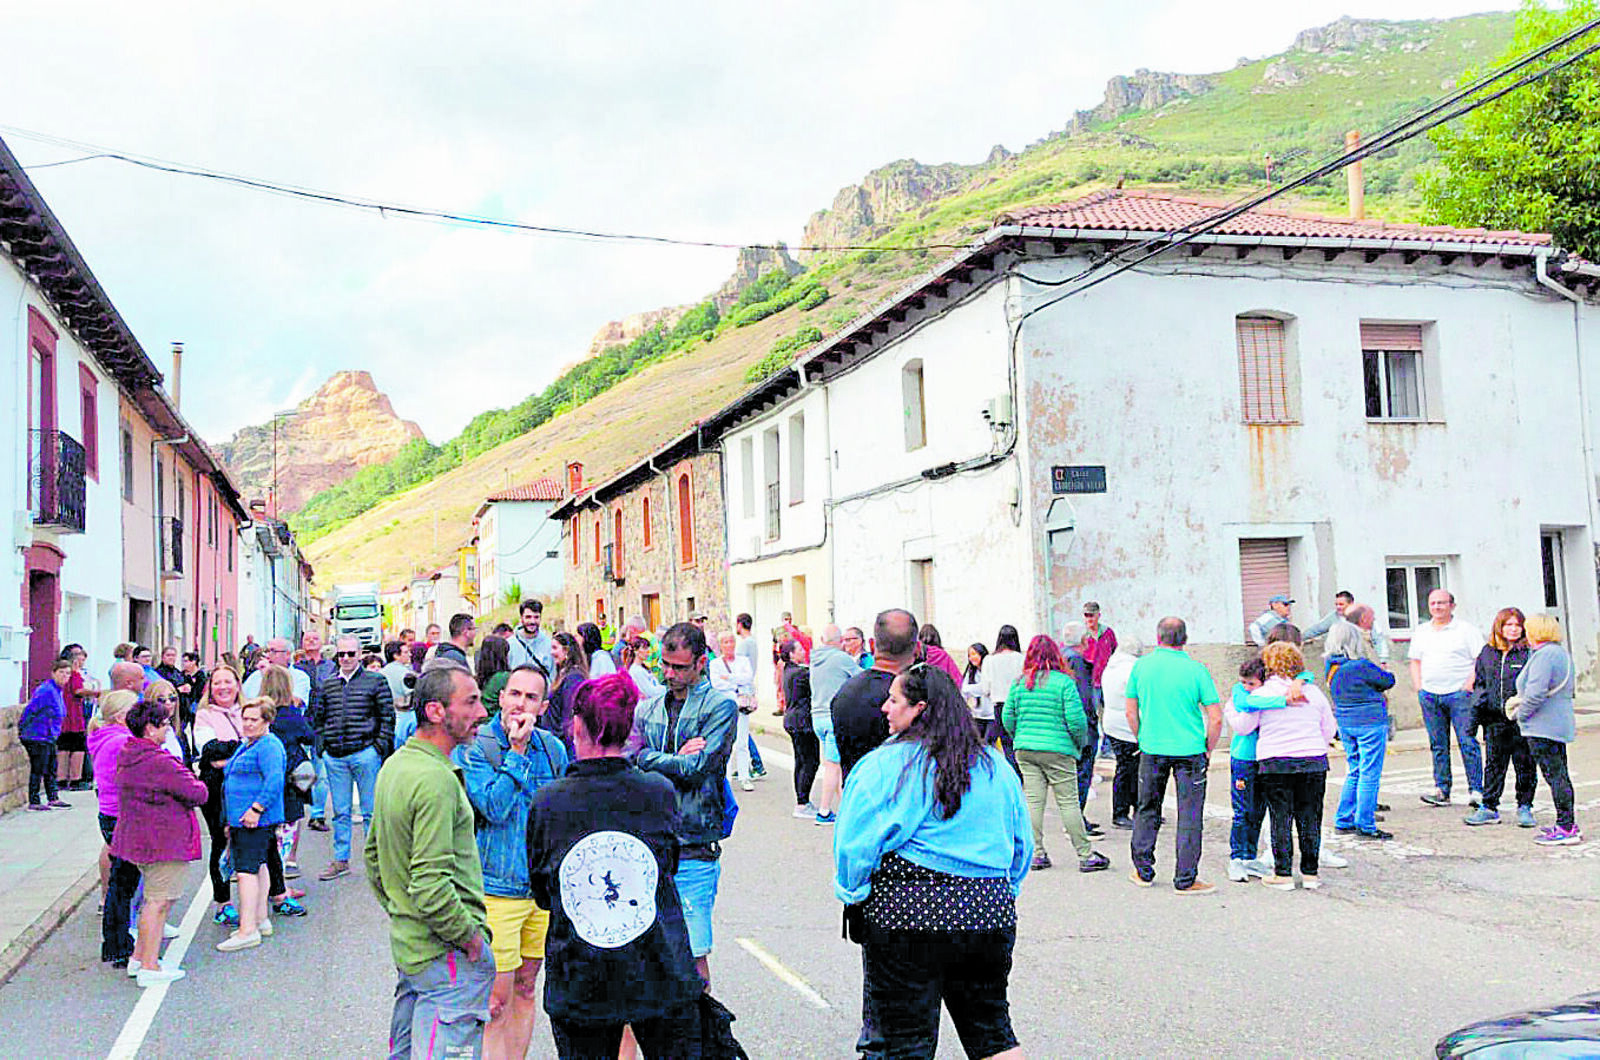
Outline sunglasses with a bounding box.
[154,694,180,704]
[335,650,359,658]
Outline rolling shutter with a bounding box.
[1236,317,1291,424]
[1239,538,1290,641]
[1359,323,1423,351]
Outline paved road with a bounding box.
[2,736,1597,1058]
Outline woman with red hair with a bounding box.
[1001,635,1109,873]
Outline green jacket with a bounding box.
[1002,670,1088,756]
[364,736,488,974]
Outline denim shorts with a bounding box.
[813,716,840,764]
[673,856,721,958]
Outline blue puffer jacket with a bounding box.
[632,676,738,847]
[462,714,569,897]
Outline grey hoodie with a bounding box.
[1515,643,1577,744]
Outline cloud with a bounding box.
[8,0,1506,443]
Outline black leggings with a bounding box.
[1257,766,1327,877]
[1527,737,1576,830]
[202,803,230,904]
[789,730,820,804]
[22,738,58,804]
[1105,735,1141,821]
[100,813,138,963]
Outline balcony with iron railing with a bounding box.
[29,428,87,534]
[160,516,184,577]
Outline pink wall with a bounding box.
[185,466,240,665]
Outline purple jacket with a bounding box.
[88,724,134,817]
[111,736,208,865]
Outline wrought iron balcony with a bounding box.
[29,428,87,534]
[161,516,184,576]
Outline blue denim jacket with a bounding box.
[461,715,569,897]
[631,676,738,847]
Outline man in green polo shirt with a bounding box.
[1124,616,1221,894]
[366,663,493,1058]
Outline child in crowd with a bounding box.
[1226,657,1285,882]
[20,657,73,810]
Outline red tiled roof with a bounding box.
[1000,190,1552,247]
[486,477,563,503]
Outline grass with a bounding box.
[305,11,1516,587]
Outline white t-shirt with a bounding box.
[1407,618,1483,694]
[981,650,1026,706]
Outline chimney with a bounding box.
[1345,130,1365,221]
[171,342,185,410]
[566,461,584,495]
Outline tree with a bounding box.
[1421,0,1600,259]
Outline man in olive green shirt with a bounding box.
[366,663,493,1059]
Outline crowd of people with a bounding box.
[8,584,1587,1057]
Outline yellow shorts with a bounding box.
[483,895,549,973]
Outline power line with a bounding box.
[1012,15,1600,323]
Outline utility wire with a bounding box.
[1010,14,1600,314]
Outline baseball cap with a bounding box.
[1269,594,1294,606]
[1082,601,1101,614]
[689,611,709,621]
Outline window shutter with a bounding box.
[1239,538,1290,640]
[1235,317,1290,424]
[1359,323,1423,351]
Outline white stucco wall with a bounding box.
[723,386,830,564]
[480,499,562,607]
[1015,251,1600,677]
[825,284,1034,649]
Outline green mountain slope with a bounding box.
[305,12,1516,589]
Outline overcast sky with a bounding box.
[8,0,1508,444]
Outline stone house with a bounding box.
[551,444,729,635]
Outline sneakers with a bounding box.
[1375,802,1392,812]
[1357,828,1394,841]
[1078,851,1110,873]
[318,861,350,881]
[1110,815,1133,830]
[792,802,819,819]
[814,811,836,826]
[1128,870,1154,888]
[1031,852,1053,871]
[1302,874,1322,890]
[1262,874,1296,890]
[1517,805,1538,828]
[136,966,185,986]
[1174,881,1216,895]
[1243,858,1272,878]
[1535,825,1584,846]
[284,861,301,879]
[26,803,51,812]
[126,959,141,978]
[1320,851,1349,869]
[1334,825,1360,835]
[1420,790,1450,807]
[258,921,274,938]
[1083,819,1104,837]
[1464,807,1501,826]
[274,898,308,917]
[213,904,239,926]
[1227,858,1249,883]
[162,923,181,939]
[216,931,262,952]
[750,768,768,781]
[47,799,72,809]
[306,818,330,832]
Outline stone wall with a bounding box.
[0,706,29,813]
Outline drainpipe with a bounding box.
[1535,251,1596,671]
[793,363,836,622]
[151,432,188,648]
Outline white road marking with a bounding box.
[106,876,214,1060]
[736,937,830,1009]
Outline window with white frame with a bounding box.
[1385,558,1446,632]
[1362,323,1426,421]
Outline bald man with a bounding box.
[110,661,146,694]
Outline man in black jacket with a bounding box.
[314,634,395,881]
[295,630,337,832]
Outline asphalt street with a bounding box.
[1,733,1597,1059]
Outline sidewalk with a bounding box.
[0,797,104,985]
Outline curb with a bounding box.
[0,863,99,987]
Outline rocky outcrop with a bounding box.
[712,245,804,310]
[1293,17,1407,54]
[1062,70,1217,135]
[588,305,692,356]
[218,371,425,513]
[800,159,975,260]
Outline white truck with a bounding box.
[329,582,384,650]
